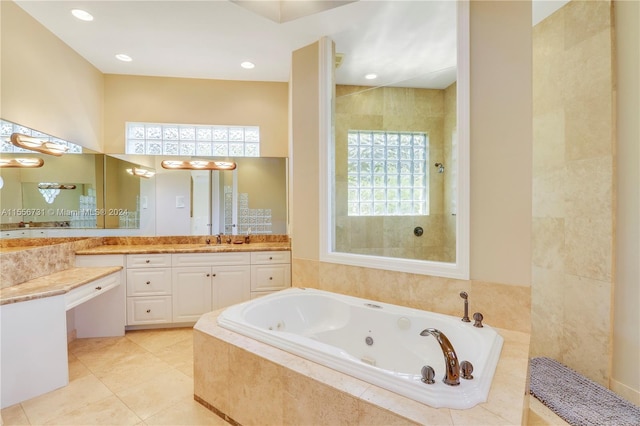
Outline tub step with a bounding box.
[529,357,640,426]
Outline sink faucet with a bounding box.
[420,328,460,386]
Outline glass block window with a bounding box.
[126,122,260,157]
[347,130,428,216]
[0,119,83,154]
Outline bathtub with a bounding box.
[217,287,504,410]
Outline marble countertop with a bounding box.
[75,242,291,255]
[0,266,122,305]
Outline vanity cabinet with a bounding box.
[126,254,173,325]
[250,251,291,298]
[76,249,290,328]
[172,252,251,322]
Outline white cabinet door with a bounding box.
[172,267,213,323]
[213,265,251,310]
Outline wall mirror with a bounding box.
[320,1,469,279]
[0,148,154,232]
[154,156,287,236]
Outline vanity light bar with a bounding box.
[160,160,237,170]
[0,157,45,168]
[10,133,69,156]
[37,183,77,190]
[126,167,156,179]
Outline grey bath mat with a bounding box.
[529,357,640,426]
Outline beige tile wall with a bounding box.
[293,258,531,334]
[531,0,615,385]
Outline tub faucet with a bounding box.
[420,328,460,386]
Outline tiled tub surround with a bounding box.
[194,308,531,425]
[217,288,504,410]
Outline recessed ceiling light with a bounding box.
[115,54,133,62]
[71,9,93,22]
[240,61,255,69]
[365,73,378,80]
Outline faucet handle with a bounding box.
[473,312,484,328]
[460,360,474,380]
[421,365,435,384]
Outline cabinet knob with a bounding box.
[269,256,273,260]
[212,273,216,277]
[206,273,210,277]
[95,286,102,290]
[269,277,273,280]
[145,259,150,263]
[146,309,151,313]
[146,281,151,285]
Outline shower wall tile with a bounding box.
[532,0,614,385]
[562,27,612,107]
[564,157,613,218]
[564,98,612,161]
[532,169,566,218]
[561,274,612,386]
[564,215,612,282]
[531,217,565,271]
[532,109,565,176]
[563,0,612,50]
[529,267,565,359]
[532,15,565,116]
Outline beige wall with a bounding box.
[469,1,532,286]
[290,3,532,333]
[531,0,616,387]
[103,75,288,157]
[290,41,321,260]
[0,1,104,152]
[613,0,639,403]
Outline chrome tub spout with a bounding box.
[420,328,460,386]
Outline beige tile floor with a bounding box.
[1,328,229,426]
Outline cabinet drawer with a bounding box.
[251,264,291,291]
[251,251,290,265]
[65,272,121,311]
[172,252,251,267]
[126,296,172,325]
[127,268,172,296]
[126,254,172,268]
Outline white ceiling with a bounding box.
[15,0,458,89]
[14,0,567,90]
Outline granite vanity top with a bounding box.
[75,242,291,255]
[0,266,122,305]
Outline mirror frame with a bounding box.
[319,1,469,279]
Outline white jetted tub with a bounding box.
[217,287,504,409]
